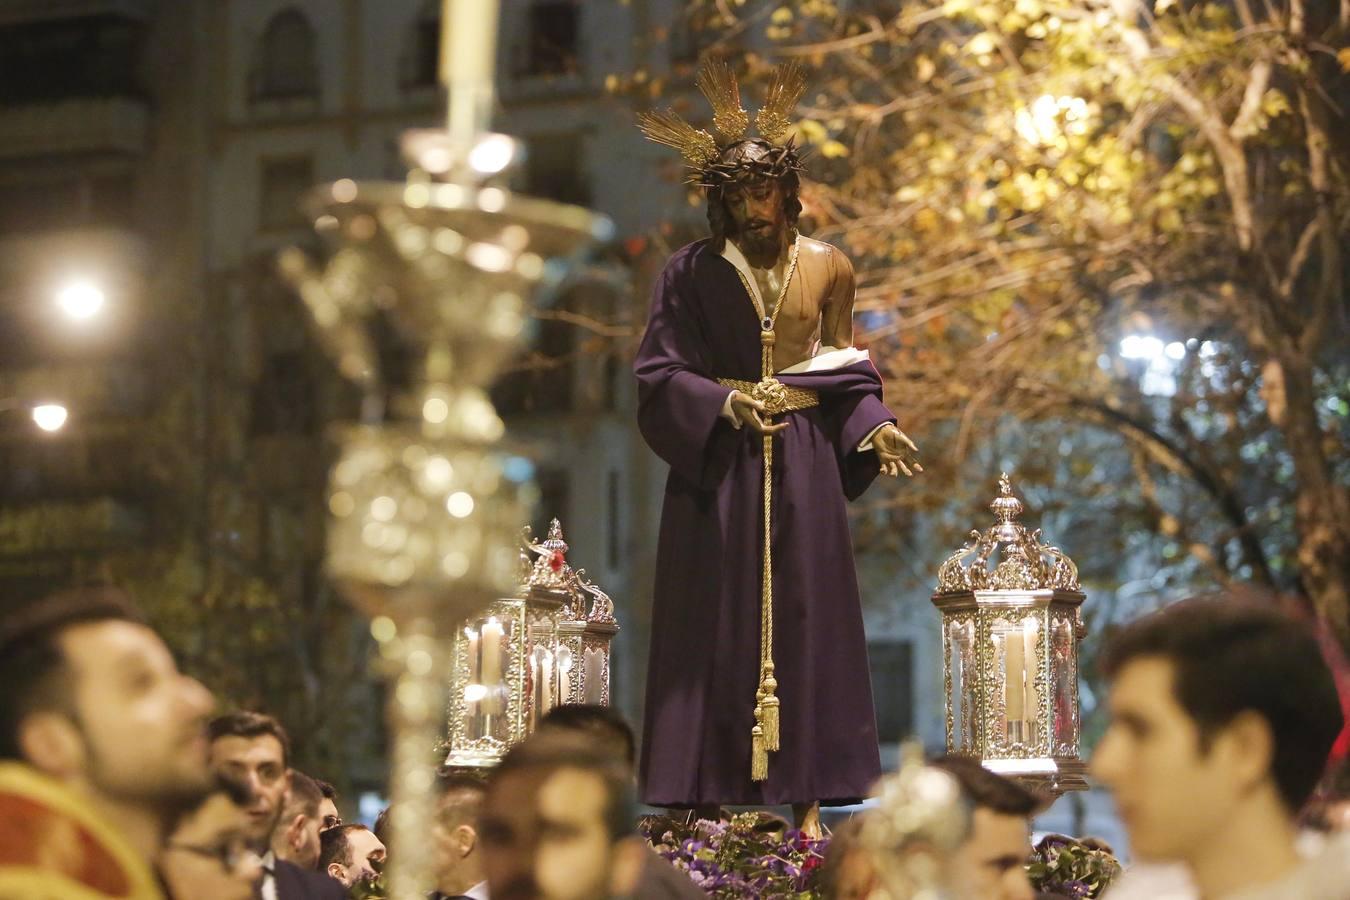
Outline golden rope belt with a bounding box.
[715,236,800,782]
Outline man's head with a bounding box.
[536,704,637,773]
[0,586,215,817]
[207,712,292,851]
[930,756,1040,900]
[272,769,324,869]
[432,772,488,894]
[160,773,264,900]
[480,733,644,900]
[319,823,386,887]
[315,778,341,833]
[705,140,802,260]
[1091,594,1343,863]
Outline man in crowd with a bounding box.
[319,823,386,888]
[1094,595,1349,899]
[161,773,264,900]
[930,755,1040,900]
[316,779,341,833]
[272,769,326,870]
[479,733,644,900]
[0,585,215,899]
[430,772,489,900]
[537,704,704,899]
[208,711,345,899]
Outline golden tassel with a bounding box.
[761,694,780,752]
[751,723,768,782]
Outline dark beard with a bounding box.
[735,228,784,267]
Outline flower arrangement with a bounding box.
[1026,833,1123,899]
[639,812,830,898]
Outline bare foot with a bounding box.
[793,801,822,839]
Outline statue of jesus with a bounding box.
[632,61,920,835]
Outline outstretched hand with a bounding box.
[875,424,921,477]
[729,391,790,436]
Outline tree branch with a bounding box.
[1024,380,1277,585]
[1230,58,1273,138]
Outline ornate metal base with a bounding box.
[982,756,1090,795]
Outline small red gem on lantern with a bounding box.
[550,550,565,572]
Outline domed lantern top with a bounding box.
[936,473,1080,595]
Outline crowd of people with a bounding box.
[0,584,1345,899]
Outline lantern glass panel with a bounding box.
[1052,616,1078,754]
[583,644,606,703]
[946,619,976,752]
[994,615,1041,751]
[461,612,518,743]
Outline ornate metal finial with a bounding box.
[523,518,575,593]
[574,569,617,625]
[935,474,1080,594]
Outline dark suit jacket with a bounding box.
[273,858,349,900]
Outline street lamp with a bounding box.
[55,279,106,321]
[0,399,68,432]
[31,404,68,432]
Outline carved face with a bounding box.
[724,176,788,262]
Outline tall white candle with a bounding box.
[1023,619,1040,730]
[440,0,501,147]
[481,618,503,715]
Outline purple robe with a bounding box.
[635,239,892,807]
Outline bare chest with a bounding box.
[737,254,832,370]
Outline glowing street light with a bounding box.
[56,280,106,321]
[31,404,69,432]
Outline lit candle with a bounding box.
[481,618,503,715]
[1004,630,1025,722]
[440,0,501,148]
[1023,618,1040,731]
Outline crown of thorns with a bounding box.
[636,59,808,187]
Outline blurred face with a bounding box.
[327,828,386,887]
[161,791,263,900]
[481,766,636,900]
[724,177,787,261]
[1091,657,1242,862]
[60,620,215,810]
[209,734,288,850]
[832,846,880,899]
[951,808,1034,900]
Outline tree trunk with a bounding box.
[1267,352,1350,652]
